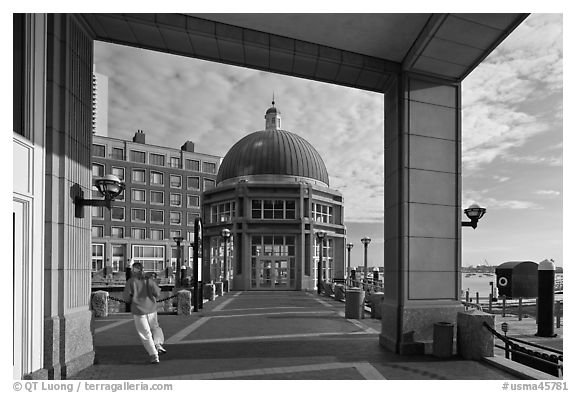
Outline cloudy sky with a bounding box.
[94,13,563,268]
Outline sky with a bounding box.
[93,13,563,269]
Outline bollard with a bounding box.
[91,291,109,317]
[177,290,192,315]
[345,288,365,319]
[536,260,556,337]
[204,283,216,301]
[215,281,224,296]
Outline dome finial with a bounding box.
[272,92,275,107]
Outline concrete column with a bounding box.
[42,14,97,378]
[380,73,463,354]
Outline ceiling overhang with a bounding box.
[79,13,528,92]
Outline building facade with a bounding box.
[202,104,346,291]
[91,131,221,277]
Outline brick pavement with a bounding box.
[70,290,558,380]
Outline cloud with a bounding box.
[463,191,541,211]
[461,14,562,173]
[534,190,561,197]
[493,175,510,183]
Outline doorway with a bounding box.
[254,256,295,289]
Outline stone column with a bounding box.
[43,14,96,378]
[380,73,463,354]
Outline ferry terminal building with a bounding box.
[202,104,346,291]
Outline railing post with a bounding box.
[476,292,480,305]
[502,295,507,317]
[556,300,561,328]
[488,292,492,313]
[505,340,510,359]
[518,297,523,321]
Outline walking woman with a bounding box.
[123,262,167,364]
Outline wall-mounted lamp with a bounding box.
[462,204,486,230]
[75,174,125,217]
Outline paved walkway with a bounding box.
[71,291,556,380]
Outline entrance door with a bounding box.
[255,257,295,289]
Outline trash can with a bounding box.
[345,288,365,319]
[433,322,454,358]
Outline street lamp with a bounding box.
[361,237,371,289]
[346,243,354,286]
[316,231,326,294]
[462,204,487,229]
[221,228,231,292]
[173,236,184,287]
[75,174,125,217]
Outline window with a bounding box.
[111,167,125,181]
[203,178,216,190]
[111,207,125,221]
[170,157,181,168]
[132,169,146,183]
[187,231,195,243]
[130,150,146,163]
[132,189,146,203]
[131,208,146,222]
[170,174,182,188]
[132,228,146,239]
[112,245,126,272]
[170,230,181,239]
[251,199,295,220]
[187,176,200,190]
[150,171,164,185]
[111,147,124,160]
[187,195,200,208]
[132,245,165,271]
[149,153,165,166]
[150,209,164,223]
[170,193,182,207]
[202,162,216,174]
[150,190,164,205]
[312,203,333,224]
[92,144,105,158]
[210,201,235,223]
[92,206,104,219]
[92,244,105,272]
[92,225,104,237]
[111,226,124,238]
[150,229,164,240]
[185,159,200,171]
[187,212,200,225]
[115,189,125,201]
[170,211,182,225]
[314,237,334,283]
[92,163,104,177]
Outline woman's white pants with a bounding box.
[132,312,164,356]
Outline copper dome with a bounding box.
[216,129,329,186]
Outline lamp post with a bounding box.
[462,204,487,229]
[221,228,231,292]
[361,237,371,290]
[173,236,184,287]
[316,231,326,294]
[346,243,354,287]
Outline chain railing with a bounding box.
[108,294,179,304]
[482,321,563,377]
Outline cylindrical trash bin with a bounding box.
[433,322,454,358]
[345,288,365,319]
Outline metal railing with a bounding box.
[483,321,563,377]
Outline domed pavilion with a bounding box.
[201,103,347,291]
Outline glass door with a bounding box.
[255,257,295,289]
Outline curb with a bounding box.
[482,356,561,380]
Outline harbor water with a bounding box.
[461,273,563,300]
